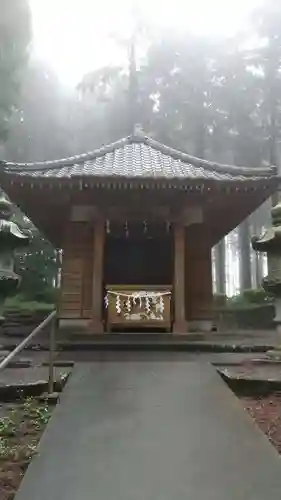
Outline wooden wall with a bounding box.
[60,222,93,318]
[185,227,213,321]
[59,220,213,323]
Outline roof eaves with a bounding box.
[0,172,276,187]
[0,132,277,179]
[1,136,131,173]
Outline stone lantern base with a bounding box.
[0,272,20,323]
[274,298,281,328]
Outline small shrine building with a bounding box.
[0,133,278,334]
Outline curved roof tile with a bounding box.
[0,133,277,182]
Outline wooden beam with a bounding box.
[90,218,105,333]
[173,222,188,333]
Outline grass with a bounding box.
[0,396,54,500]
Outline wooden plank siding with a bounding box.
[60,221,93,319]
[185,228,213,321]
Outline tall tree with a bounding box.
[79,65,131,144]
[0,0,31,141]
[4,61,77,162]
[212,43,265,291]
[215,239,226,295]
[140,34,219,155]
[238,218,252,291]
[250,0,281,173]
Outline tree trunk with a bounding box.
[128,33,138,136]
[215,239,226,295]
[251,210,265,288]
[269,97,279,205]
[254,252,263,288]
[238,218,252,291]
[267,50,280,205]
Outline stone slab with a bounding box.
[56,349,260,365]
[4,359,32,368]
[0,367,70,387]
[218,364,281,382]
[15,362,281,500]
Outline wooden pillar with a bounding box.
[173,222,188,333]
[187,234,214,332]
[91,218,105,333]
[195,245,214,332]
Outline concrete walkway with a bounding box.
[16,361,281,500]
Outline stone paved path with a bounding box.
[15,361,281,500]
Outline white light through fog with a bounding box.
[29,0,262,85]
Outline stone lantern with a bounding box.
[0,196,29,323]
[252,202,281,337]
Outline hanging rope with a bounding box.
[104,290,171,316]
[105,290,171,299]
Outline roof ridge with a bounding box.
[1,132,277,178]
[141,136,276,177]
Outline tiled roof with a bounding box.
[0,133,277,182]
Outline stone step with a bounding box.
[57,339,273,353]
[7,359,33,368]
[0,351,33,368]
[0,350,11,359]
[3,325,49,337]
[42,360,74,368]
[251,357,281,365]
[266,350,281,361]
[0,367,71,401]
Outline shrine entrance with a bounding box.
[1,131,276,335]
[103,221,174,332]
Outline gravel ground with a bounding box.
[0,399,55,500]
[242,393,281,453]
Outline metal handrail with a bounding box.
[0,309,57,395]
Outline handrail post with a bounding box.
[48,315,57,395]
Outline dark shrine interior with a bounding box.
[104,221,174,286]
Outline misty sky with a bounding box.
[29,0,263,85]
